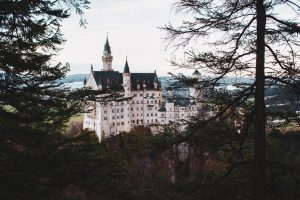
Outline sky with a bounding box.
[56,0,296,77]
[56,0,181,76]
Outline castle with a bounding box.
[83,37,199,141]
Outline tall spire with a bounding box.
[123,57,130,73]
[102,34,113,71]
[104,35,111,53]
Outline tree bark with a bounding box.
[254,0,266,199]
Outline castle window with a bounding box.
[152,93,155,96]
[147,100,149,104]
[121,109,124,112]
[132,120,135,123]
[134,94,137,97]
[148,107,152,111]
[141,107,143,110]
[155,100,157,103]
[140,94,143,97]
[121,122,124,125]
[141,120,143,123]
[112,109,115,113]
[113,123,115,126]
[131,108,133,111]
[146,93,149,97]
[117,116,120,119]
[117,123,120,126]
[151,119,153,122]
[121,115,123,119]
[104,110,107,114]
[155,113,157,116]
[121,102,124,105]
[110,102,113,106]
[136,107,139,111]
[117,109,119,113]
[112,116,115,119]
[162,114,165,117]
[104,117,108,120]
[147,113,149,117]
[136,101,139,104]
[137,120,139,124]
[132,114,134,117]
[141,101,143,103]
[155,119,158,122]
[151,113,153,116]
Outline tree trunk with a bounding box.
[254,0,266,199]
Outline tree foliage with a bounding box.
[0,1,126,199]
[162,0,300,199]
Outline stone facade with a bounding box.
[83,37,199,141]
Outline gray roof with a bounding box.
[90,71,161,91]
[92,71,122,89]
[174,99,193,107]
[131,73,161,90]
[192,69,200,75]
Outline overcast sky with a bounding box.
[56,0,181,76]
[56,0,296,77]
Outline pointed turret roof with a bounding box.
[154,74,158,82]
[90,64,93,72]
[192,69,200,75]
[104,36,111,53]
[123,57,130,73]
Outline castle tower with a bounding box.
[122,57,131,97]
[122,58,132,132]
[102,36,113,71]
[190,69,201,98]
[154,70,159,89]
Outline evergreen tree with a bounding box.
[162,0,300,199]
[0,1,130,199]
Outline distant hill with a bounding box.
[60,74,285,98]
[58,74,88,83]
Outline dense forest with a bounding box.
[1,0,300,200]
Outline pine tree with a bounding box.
[162,0,300,199]
[0,1,111,199]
